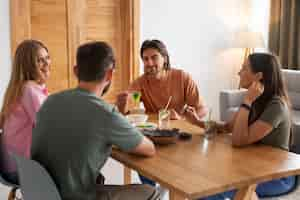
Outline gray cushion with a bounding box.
[282,70,300,147]
[224,107,239,122]
[220,89,247,107]
[292,110,300,127]
[289,92,300,110]
[282,69,300,110]
[219,90,246,121]
[282,69,300,93]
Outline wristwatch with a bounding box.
[240,103,251,111]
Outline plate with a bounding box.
[142,129,179,145]
[135,122,157,130]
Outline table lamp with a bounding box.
[232,30,265,61]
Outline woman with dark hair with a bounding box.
[116,39,207,120]
[185,52,296,199]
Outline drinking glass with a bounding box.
[131,91,141,108]
[129,91,145,114]
[203,108,217,139]
[158,109,170,129]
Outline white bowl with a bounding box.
[126,114,148,124]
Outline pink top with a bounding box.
[2,81,48,172]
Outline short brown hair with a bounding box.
[76,41,115,82]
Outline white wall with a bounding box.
[0,0,11,105]
[0,0,270,119]
[0,3,12,198]
[140,0,270,119]
[0,0,270,194]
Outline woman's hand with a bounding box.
[183,106,202,127]
[244,81,264,105]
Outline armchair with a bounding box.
[219,69,300,153]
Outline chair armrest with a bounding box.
[219,89,247,121]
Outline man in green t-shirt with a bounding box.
[31,42,159,200]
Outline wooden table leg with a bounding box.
[234,184,258,200]
[169,188,187,200]
[124,166,131,184]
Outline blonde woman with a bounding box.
[0,40,50,184]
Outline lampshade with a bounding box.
[231,30,265,89]
[232,30,265,48]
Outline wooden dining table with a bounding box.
[111,117,300,200]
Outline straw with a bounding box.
[208,108,212,122]
[164,96,173,111]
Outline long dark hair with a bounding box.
[140,39,171,70]
[248,53,290,124]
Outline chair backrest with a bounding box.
[14,155,61,200]
[282,69,300,110]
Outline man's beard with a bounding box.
[101,81,111,96]
[145,67,163,79]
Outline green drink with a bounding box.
[132,91,141,104]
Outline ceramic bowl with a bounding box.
[126,114,148,124]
